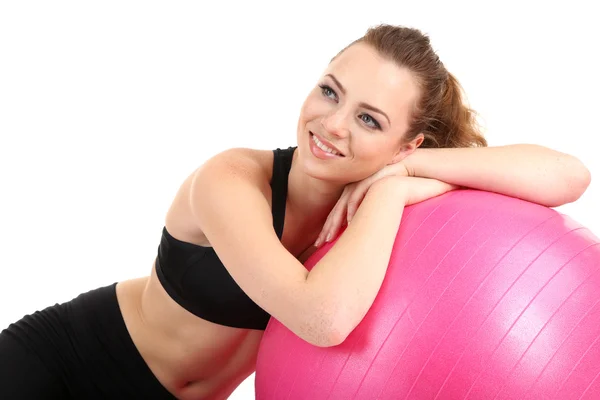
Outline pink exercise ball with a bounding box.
[255,189,600,400]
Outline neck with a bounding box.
[286,154,346,224]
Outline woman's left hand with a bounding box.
[314,161,409,248]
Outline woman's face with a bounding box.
[296,42,422,184]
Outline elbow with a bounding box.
[572,164,592,201]
[562,157,591,205]
[309,325,352,348]
[299,305,358,348]
[300,317,353,348]
[297,282,372,347]
[322,324,353,347]
[545,156,592,207]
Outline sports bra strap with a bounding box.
[271,146,295,239]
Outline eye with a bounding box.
[360,113,381,130]
[319,84,338,101]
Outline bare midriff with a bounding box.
[115,262,264,400]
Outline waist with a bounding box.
[2,282,176,399]
[116,268,263,399]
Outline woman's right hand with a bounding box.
[316,176,459,247]
[315,162,410,248]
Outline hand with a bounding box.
[314,174,459,248]
[401,176,460,206]
[314,162,409,248]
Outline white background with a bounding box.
[1,1,598,398]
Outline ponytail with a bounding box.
[420,73,487,148]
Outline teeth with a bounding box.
[312,134,341,156]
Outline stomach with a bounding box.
[115,262,264,400]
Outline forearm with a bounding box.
[305,178,407,343]
[407,144,591,207]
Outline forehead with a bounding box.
[324,43,420,127]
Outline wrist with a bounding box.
[404,149,421,177]
[369,176,409,201]
[406,148,436,178]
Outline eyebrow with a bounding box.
[326,73,391,126]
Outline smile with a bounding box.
[310,132,344,157]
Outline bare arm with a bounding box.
[189,150,453,346]
[405,144,591,207]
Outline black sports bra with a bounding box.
[154,146,295,330]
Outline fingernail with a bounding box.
[326,233,332,242]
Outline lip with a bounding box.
[310,131,345,157]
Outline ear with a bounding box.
[389,133,424,164]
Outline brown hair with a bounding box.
[338,24,487,148]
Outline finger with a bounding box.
[347,201,358,223]
[346,198,362,223]
[316,201,343,247]
[326,203,348,242]
[346,182,369,223]
[315,224,328,248]
[324,194,352,244]
[316,186,354,247]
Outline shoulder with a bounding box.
[195,147,274,187]
[163,146,283,244]
[187,146,287,247]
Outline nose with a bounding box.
[321,108,350,138]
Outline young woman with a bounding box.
[0,24,590,399]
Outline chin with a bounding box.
[296,146,341,183]
[299,150,364,186]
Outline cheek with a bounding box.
[352,136,387,158]
[351,137,395,169]
[300,94,330,122]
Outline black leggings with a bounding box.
[0,283,175,399]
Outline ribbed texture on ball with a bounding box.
[255,190,600,400]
